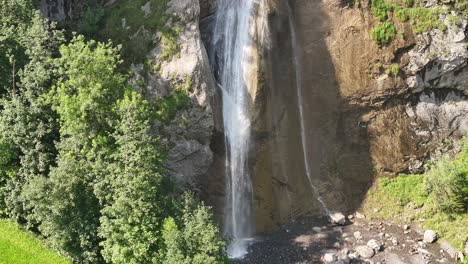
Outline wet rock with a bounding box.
[353,231,363,240]
[423,230,438,243]
[322,252,338,262]
[329,212,346,225]
[367,239,383,252]
[355,245,375,259]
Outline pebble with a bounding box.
[404,224,410,230]
[353,231,363,240]
[312,227,322,232]
[423,230,438,243]
[356,212,366,219]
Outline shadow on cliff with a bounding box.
[256,0,376,222]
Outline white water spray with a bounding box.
[213,0,258,258]
[287,3,331,215]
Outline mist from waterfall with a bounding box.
[213,0,257,258]
[287,3,331,215]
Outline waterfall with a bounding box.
[287,3,331,215]
[213,0,258,258]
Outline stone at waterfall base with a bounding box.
[329,212,346,225]
[322,252,338,262]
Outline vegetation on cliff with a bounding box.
[0,1,227,263]
[363,139,468,251]
[367,0,466,45]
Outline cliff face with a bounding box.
[40,0,467,234]
[202,0,467,233]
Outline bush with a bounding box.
[385,63,400,76]
[161,194,229,264]
[371,22,397,45]
[371,0,397,21]
[424,141,468,213]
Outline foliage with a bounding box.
[98,0,181,64]
[80,6,106,37]
[379,174,427,207]
[0,0,34,94]
[99,91,170,264]
[0,4,63,224]
[454,0,468,18]
[371,0,397,21]
[385,63,400,76]
[395,7,446,33]
[363,139,468,250]
[424,140,468,213]
[161,194,229,264]
[0,219,70,264]
[448,14,462,26]
[156,91,190,124]
[52,35,126,137]
[371,22,397,45]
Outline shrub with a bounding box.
[385,63,400,76]
[371,0,397,21]
[161,194,229,264]
[424,141,468,213]
[156,91,190,124]
[395,7,446,33]
[371,22,397,45]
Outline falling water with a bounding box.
[213,0,257,258]
[287,3,331,215]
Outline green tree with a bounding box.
[0,5,63,223]
[99,91,170,264]
[161,194,229,264]
[30,35,127,263]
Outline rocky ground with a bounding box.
[234,214,461,264]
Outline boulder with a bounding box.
[329,212,346,225]
[423,230,438,243]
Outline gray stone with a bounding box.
[423,230,438,243]
[404,13,468,94]
[355,245,375,259]
[367,239,383,252]
[329,212,346,225]
[353,231,363,240]
[323,252,338,262]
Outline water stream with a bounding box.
[213,0,257,258]
[287,2,331,215]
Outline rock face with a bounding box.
[405,14,468,94]
[150,0,216,190]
